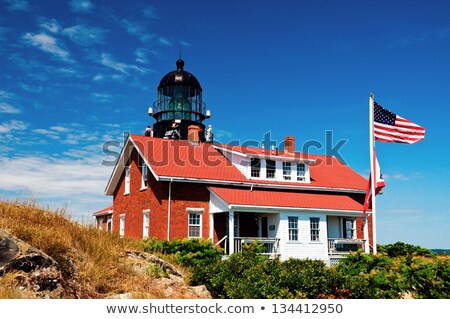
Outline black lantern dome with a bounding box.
[150,59,209,140]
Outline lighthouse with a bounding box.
[149,59,210,141]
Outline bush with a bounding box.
[377,242,434,257]
[143,237,223,267]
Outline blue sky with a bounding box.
[0,0,449,248]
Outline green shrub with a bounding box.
[143,237,223,267]
[377,242,434,257]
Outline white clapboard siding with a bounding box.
[277,212,329,262]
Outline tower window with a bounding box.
[251,158,261,178]
[283,162,291,180]
[266,160,276,179]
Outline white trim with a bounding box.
[119,213,125,237]
[187,210,203,238]
[141,162,148,191]
[124,166,130,195]
[207,187,364,215]
[105,135,160,196]
[142,209,150,239]
[164,176,365,194]
[186,208,205,213]
[214,145,316,164]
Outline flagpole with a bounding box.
[369,92,377,254]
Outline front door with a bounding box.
[261,217,268,237]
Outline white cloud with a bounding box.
[0,152,112,221]
[99,53,148,75]
[39,19,62,33]
[4,0,29,11]
[158,37,172,46]
[0,102,21,114]
[0,120,28,133]
[180,41,192,47]
[135,48,148,64]
[143,5,158,19]
[0,90,16,100]
[69,0,93,13]
[22,32,72,62]
[90,92,113,103]
[62,25,107,46]
[119,19,154,43]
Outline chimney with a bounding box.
[188,125,201,144]
[284,136,295,153]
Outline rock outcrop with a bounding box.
[0,230,75,298]
[1,230,211,299]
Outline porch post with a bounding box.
[363,215,370,253]
[228,210,235,254]
[209,212,214,242]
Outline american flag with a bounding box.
[374,102,426,144]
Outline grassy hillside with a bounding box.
[0,200,191,299]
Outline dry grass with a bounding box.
[0,200,190,298]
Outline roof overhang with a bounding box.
[104,135,159,196]
[208,187,365,216]
[213,145,316,164]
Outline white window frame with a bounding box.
[288,216,298,241]
[141,163,148,190]
[310,217,320,242]
[297,163,306,182]
[107,216,113,233]
[187,209,203,238]
[282,162,292,180]
[250,158,261,178]
[266,159,276,179]
[124,166,130,195]
[343,218,355,239]
[119,214,125,237]
[142,209,150,239]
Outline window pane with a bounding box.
[266,160,276,178]
[188,212,201,238]
[288,217,298,241]
[310,217,320,241]
[283,162,291,180]
[251,158,261,178]
[297,163,306,181]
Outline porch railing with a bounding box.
[328,238,366,255]
[233,237,281,257]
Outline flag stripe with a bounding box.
[373,102,425,144]
[374,124,425,136]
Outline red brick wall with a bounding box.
[112,148,210,241]
[356,214,373,248]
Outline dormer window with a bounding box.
[251,158,261,178]
[266,160,276,179]
[283,162,291,180]
[297,163,306,181]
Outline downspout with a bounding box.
[167,178,173,240]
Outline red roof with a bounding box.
[93,205,113,216]
[130,134,247,182]
[209,186,364,211]
[104,135,367,195]
[216,144,367,190]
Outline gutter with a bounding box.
[167,178,173,240]
[158,176,366,194]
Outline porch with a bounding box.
[216,235,281,258]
